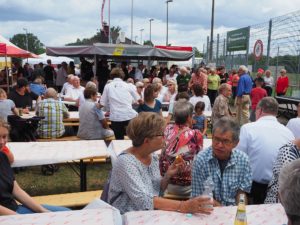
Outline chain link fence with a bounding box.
[203,10,300,97]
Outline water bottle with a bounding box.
[202,176,214,208]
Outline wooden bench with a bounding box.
[32,190,103,208]
[36,136,81,142]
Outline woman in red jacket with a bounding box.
[276,69,289,96]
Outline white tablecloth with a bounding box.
[68,111,79,120]
[107,139,212,166]
[9,140,108,167]
[124,204,287,225]
[0,208,117,225]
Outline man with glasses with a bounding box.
[237,97,294,204]
[191,117,252,206]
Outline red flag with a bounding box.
[101,0,107,36]
[0,43,6,54]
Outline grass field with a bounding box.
[15,163,111,196]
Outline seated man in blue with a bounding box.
[191,117,252,206]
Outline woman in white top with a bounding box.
[264,70,274,96]
[189,84,212,111]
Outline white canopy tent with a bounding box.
[26,53,74,65]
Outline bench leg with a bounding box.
[80,160,87,192]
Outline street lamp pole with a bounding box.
[140,29,144,45]
[131,0,134,44]
[108,0,111,43]
[149,18,154,44]
[23,28,28,52]
[209,0,215,62]
[166,0,173,46]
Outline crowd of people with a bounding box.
[0,58,299,225]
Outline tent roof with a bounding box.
[46,43,194,61]
[26,53,74,65]
[0,35,38,58]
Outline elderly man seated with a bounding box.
[278,159,300,225]
[191,117,252,206]
[64,76,85,110]
[36,88,70,139]
[61,74,74,95]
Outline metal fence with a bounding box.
[203,10,300,97]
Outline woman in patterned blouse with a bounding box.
[159,100,203,197]
[264,139,300,203]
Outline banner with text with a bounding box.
[226,27,250,52]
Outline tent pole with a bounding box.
[5,54,9,93]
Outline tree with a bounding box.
[10,33,45,54]
[143,40,154,46]
[194,47,204,58]
[110,26,121,44]
[66,26,122,46]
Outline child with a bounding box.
[250,77,267,122]
[192,101,207,137]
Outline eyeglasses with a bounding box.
[212,136,233,146]
[167,84,174,87]
[154,132,164,137]
[137,86,144,88]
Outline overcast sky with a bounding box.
[0,0,298,50]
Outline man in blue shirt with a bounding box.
[191,117,252,206]
[236,65,252,126]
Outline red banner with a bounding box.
[155,45,193,52]
[0,43,6,54]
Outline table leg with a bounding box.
[80,160,87,192]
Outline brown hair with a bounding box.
[110,68,125,79]
[83,87,97,99]
[0,118,10,131]
[126,112,165,147]
[0,88,7,99]
[144,84,159,102]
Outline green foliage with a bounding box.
[10,33,45,54]
[194,47,203,58]
[66,26,122,46]
[143,40,154,46]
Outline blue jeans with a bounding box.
[16,204,71,214]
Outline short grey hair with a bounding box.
[257,97,278,115]
[279,159,300,222]
[239,65,248,73]
[173,99,194,125]
[86,81,97,89]
[218,83,230,94]
[212,117,240,142]
[45,88,57,99]
[152,77,162,84]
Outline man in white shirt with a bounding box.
[286,103,300,138]
[64,76,85,109]
[100,68,141,139]
[61,74,74,95]
[237,97,295,204]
